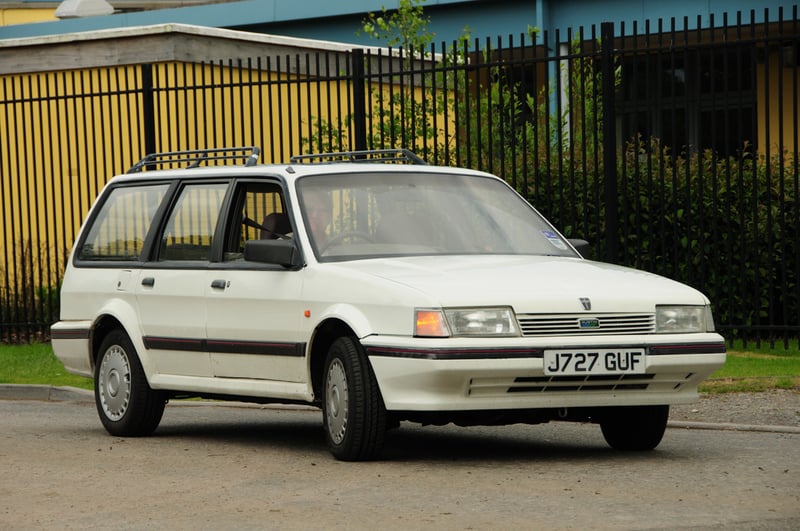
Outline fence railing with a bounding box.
[1,7,798,346]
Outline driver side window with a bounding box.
[223,182,289,262]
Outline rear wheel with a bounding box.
[322,336,387,461]
[600,405,669,451]
[94,329,166,437]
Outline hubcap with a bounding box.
[98,345,132,421]
[325,359,348,444]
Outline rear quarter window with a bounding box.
[78,184,169,261]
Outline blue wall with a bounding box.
[549,0,794,35]
[236,0,540,46]
[0,0,795,43]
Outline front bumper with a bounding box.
[362,334,726,411]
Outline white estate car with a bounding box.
[52,147,726,460]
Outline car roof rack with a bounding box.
[128,146,261,173]
[289,149,427,165]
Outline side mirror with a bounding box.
[244,239,303,268]
[568,238,591,258]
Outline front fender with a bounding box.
[315,303,375,339]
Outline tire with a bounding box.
[94,329,166,437]
[600,405,669,451]
[322,336,387,461]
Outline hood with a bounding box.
[339,255,708,313]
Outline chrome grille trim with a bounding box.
[516,313,655,336]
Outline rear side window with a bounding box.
[78,184,169,261]
[158,182,228,261]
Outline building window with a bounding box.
[617,44,755,157]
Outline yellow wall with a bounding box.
[0,8,57,26]
[1,65,142,292]
[0,58,444,293]
[0,60,367,290]
[756,47,800,155]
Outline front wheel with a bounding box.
[322,337,387,461]
[94,329,166,437]
[599,405,669,451]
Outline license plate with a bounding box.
[543,349,646,376]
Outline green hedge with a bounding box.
[518,140,799,339]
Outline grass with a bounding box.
[0,340,798,394]
[700,339,800,393]
[0,343,93,390]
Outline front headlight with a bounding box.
[414,307,520,337]
[445,307,520,337]
[656,305,714,333]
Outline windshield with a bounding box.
[297,171,578,261]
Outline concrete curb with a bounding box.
[667,420,800,434]
[0,384,93,403]
[2,384,799,434]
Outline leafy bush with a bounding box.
[0,240,62,343]
[521,137,799,340]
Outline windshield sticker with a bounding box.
[541,230,568,250]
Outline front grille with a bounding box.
[517,313,655,336]
[507,374,654,393]
[468,371,693,397]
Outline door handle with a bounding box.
[141,277,155,287]
[210,279,228,290]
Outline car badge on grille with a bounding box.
[580,318,600,328]
[579,297,592,311]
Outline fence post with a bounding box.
[350,49,368,152]
[141,64,157,156]
[600,22,619,263]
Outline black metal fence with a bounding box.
[1,7,798,345]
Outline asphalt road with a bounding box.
[2,397,799,530]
